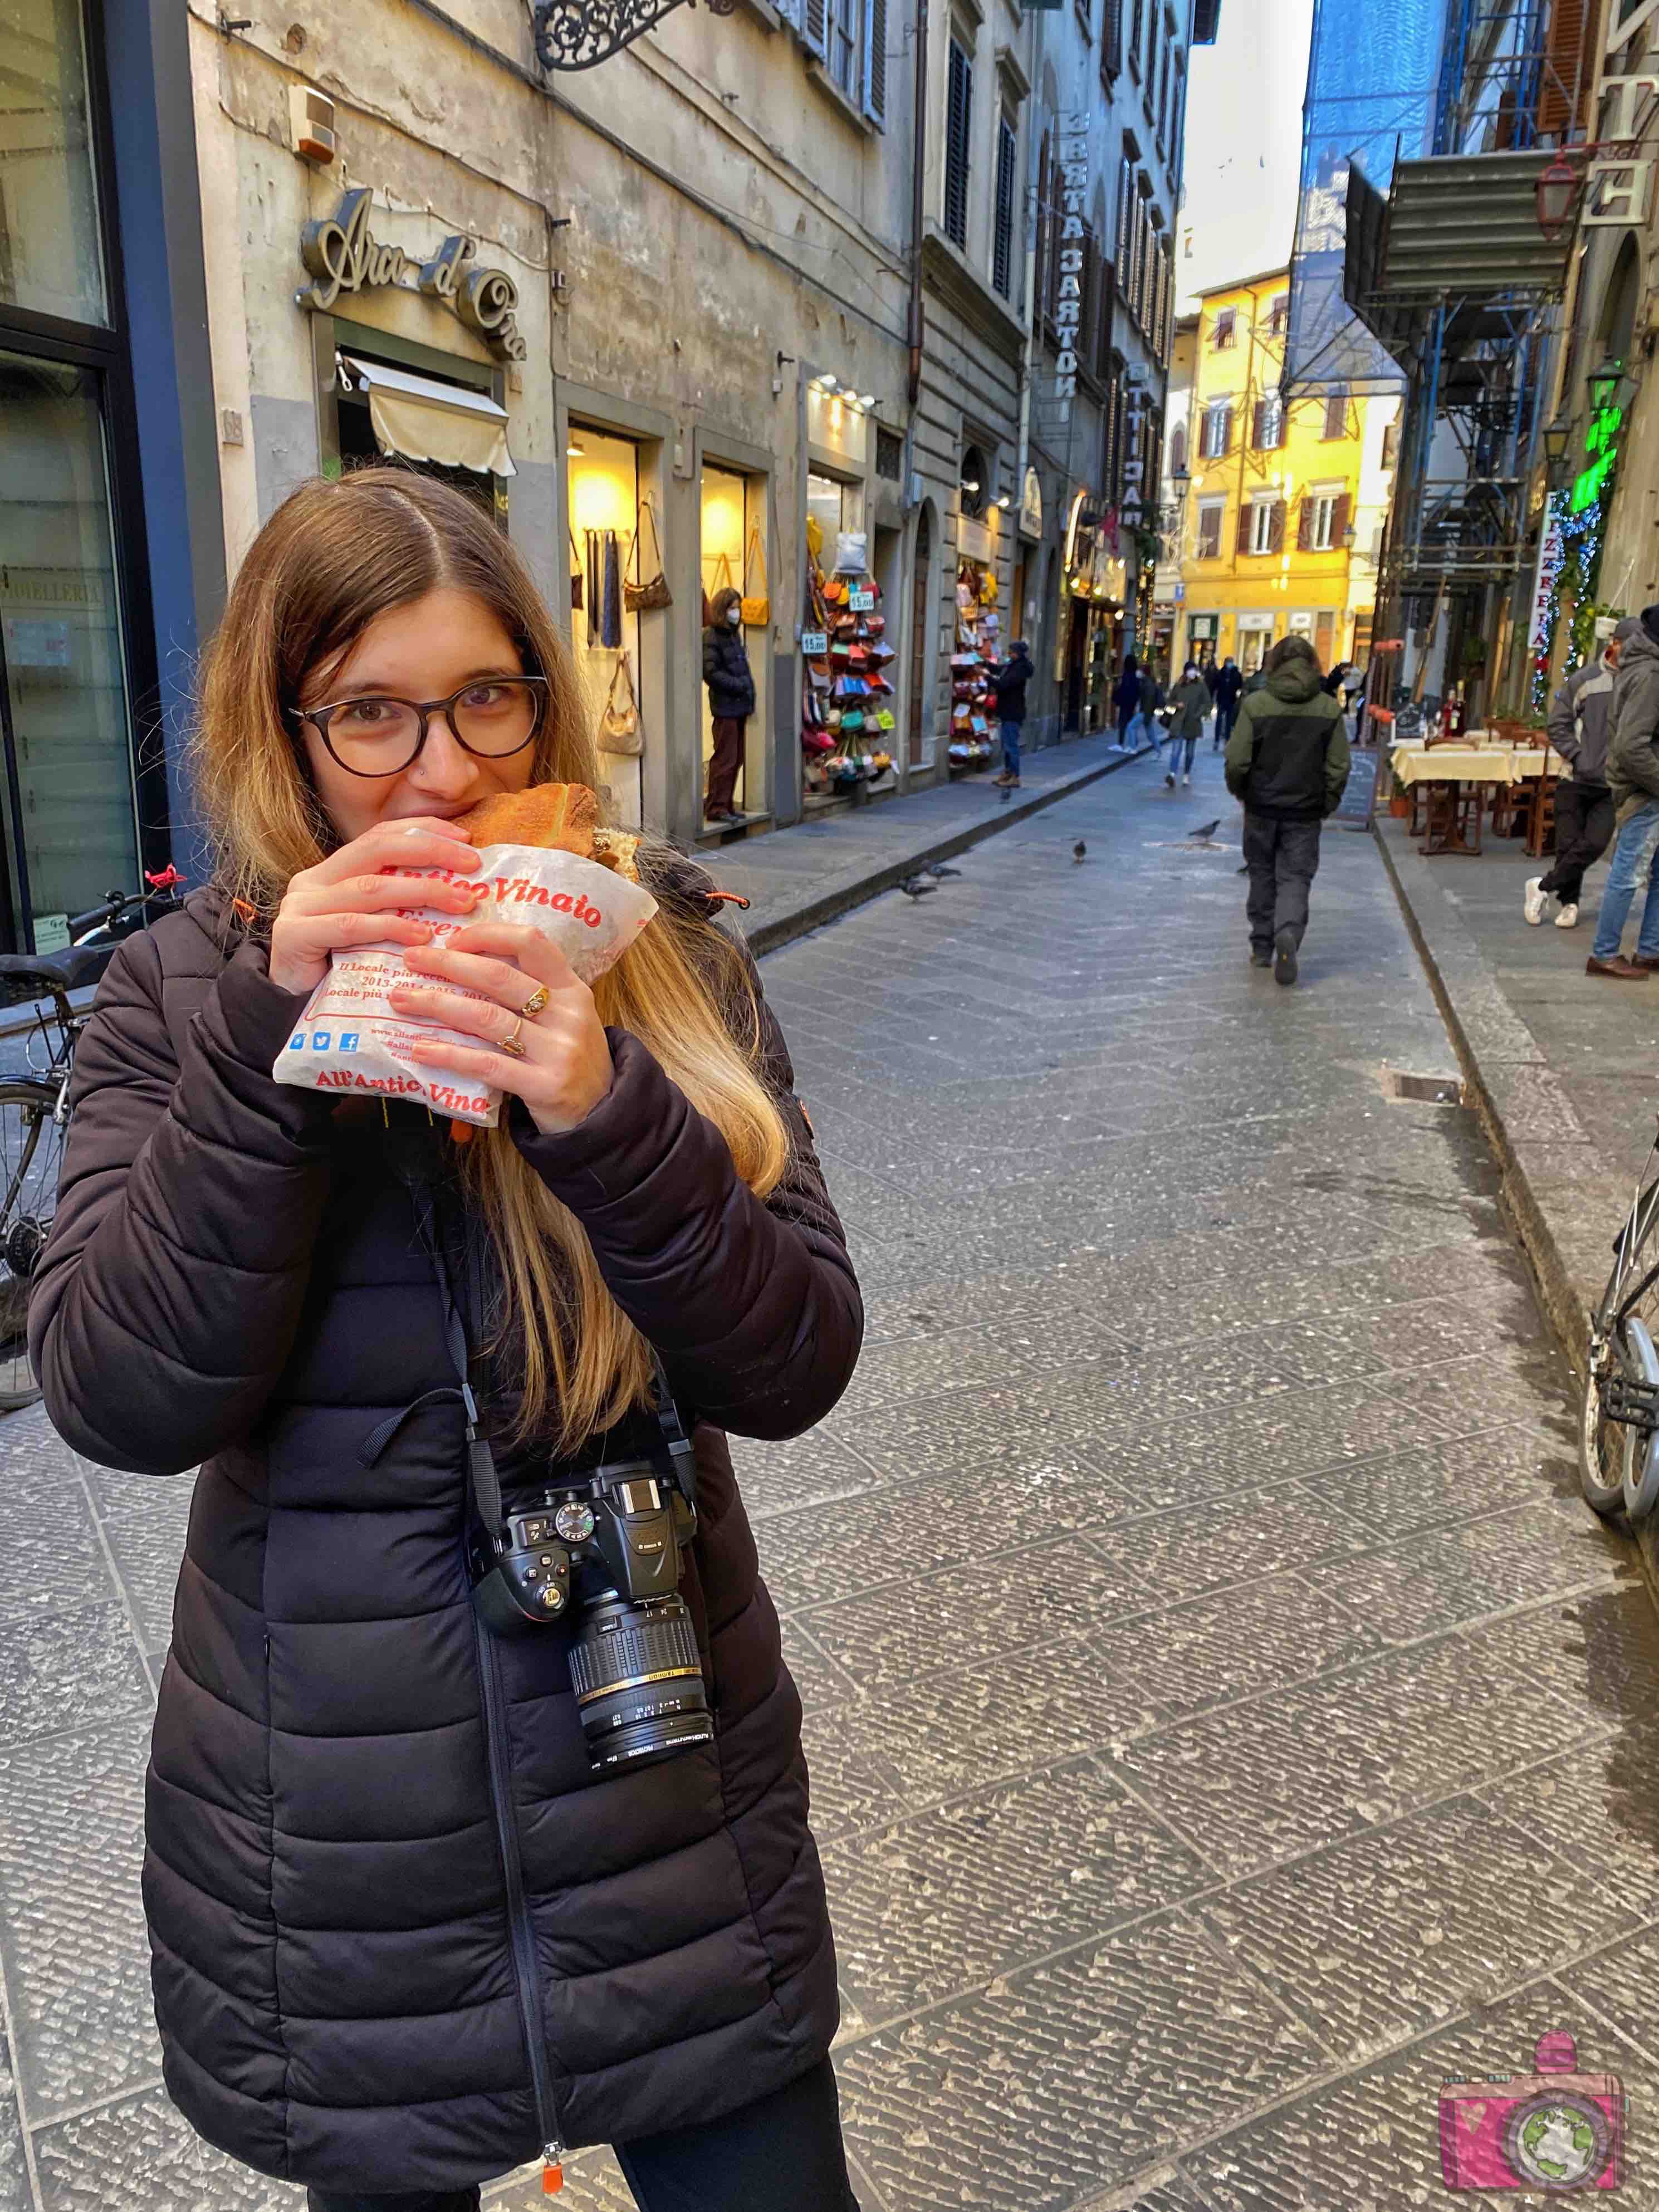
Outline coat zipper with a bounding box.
[472,1603,566,2194]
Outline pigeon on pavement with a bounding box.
[898,876,938,899]
[1189,820,1221,841]
[924,863,962,878]
[1072,841,1088,864]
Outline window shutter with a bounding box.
[1251,399,1266,449]
[1220,404,1232,454]
[802,0,827,60]
[944,43,972,248]
[992,116,1016,296]
[1332,492,1351,545]
[1324,391,1346,439]
[1538,0,1593,136]
[864,0,887,125]
[1097,250,1114,381]
[1103,0,1122,77]
[1236,505,1251,556]
[1268,500,1286,554]
[1296,499,1313,552]
[1034,134,1051,330]
[1169,422,1186,475]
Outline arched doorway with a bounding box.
[909,503,934,768]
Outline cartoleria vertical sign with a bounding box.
[1050,112,1089,426]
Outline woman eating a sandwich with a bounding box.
[30,467,864,2212]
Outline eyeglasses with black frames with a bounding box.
[289,675,549,779]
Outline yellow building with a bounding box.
[1168,268,1397,678]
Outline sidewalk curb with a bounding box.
[743,744,1142,958]
[1373,823,1589,1371]
[1373,822,1659,1609]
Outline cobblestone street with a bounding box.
[4,747,1659,2211]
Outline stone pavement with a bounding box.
[698,731,1132,953]
[6,740,1659,2211]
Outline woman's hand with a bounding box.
[390,922,614,1135]
[268,820,485,995]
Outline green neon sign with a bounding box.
[1572,402,1622,515]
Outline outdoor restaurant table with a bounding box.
[1388,736,1568,855]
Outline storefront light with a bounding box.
[567,440,586,456]
[815,374,839,391]
[962,478,980,493]
[857,394,876,409]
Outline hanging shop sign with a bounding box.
[296,188,536,361]
[1572,400,1622,516]
[1050,113,1089,425]
[1020,467,1044,540]
[1584,68,1659,228]
[958,517,994,564]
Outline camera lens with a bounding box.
[568,1592,713,1773]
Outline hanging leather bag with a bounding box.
[624,501,673,613]
[741,531,770,628]
[598,654,644,756]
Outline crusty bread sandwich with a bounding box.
[457,781,599,855]
[590,828,642,882]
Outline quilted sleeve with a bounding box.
[512,981,863,1442]
[28,930,338,1475]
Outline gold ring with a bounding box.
[500,1016,528,1059]
[518,984,550,1019]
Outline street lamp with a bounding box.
[1587,358,1637,414]
[1541,418,1572,467]
[1535,152,1580,242]
[1171,460,1190,500]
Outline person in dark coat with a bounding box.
[1112,654,1141,749]
[1224,633,1349,986]
[1529,616,1634,929]
[991,637,1034,787]
[1212,656,1244,753]
[1162,664,1211,786]
[1136,663,1163,751]
[702,585,755,827]
[30,469,865,2212]
[1589,605,1659,978]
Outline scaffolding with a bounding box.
[1288,0,1587,708]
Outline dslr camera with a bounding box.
[471,1432,713,1777]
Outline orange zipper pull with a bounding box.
[542,2142,565,2194]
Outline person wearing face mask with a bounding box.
[28,470,864,2212]
[702,585,756,828]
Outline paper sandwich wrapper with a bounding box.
[272,843,657,1126]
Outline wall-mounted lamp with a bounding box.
[961,479,980,493]
[994,493,1012,508]
[1541,418,1572,466]
[567,441,586,457]
[857,393,876,409]
[815,374,838,391]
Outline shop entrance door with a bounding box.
[908,508,932,768]
[700,465,769,826]
[568,425,645,829]
[1063,599,1089,733]
[0,350,140,951]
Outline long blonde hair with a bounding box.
[192,466,791,1449]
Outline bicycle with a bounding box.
[1581,1112,1659,1521]
[0,870,184,1412]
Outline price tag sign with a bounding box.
[849,590,875,613]
[800,631,828,655]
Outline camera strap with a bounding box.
[400,1140,696,1542]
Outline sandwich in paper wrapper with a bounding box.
[272,785,654,1127]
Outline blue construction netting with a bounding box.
[1283,0,1444,395]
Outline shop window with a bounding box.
[702,462,767,826]
[993,111,1019,300]
[1323,390,1348,439]
[0,350,139,942]
[1196,501,1223,558]
[568,425,646,829]
[944,40,972,249]
[0,0,106,324]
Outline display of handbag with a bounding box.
[865,615,886,637]
[598,654,644,757]
[822,576,849,606]
[873,711,896,733]
[840,709,865,732]
[624,501,673,614]
[834,530,868,574]
[802,727,836,757]
[825,707,843,730]
[847,645,871,668]
[741,531,770,628]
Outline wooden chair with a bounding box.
[1421,779,1483,854]
[1520,770,1559,858]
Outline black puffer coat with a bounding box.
[703,593,757,719]
[29,872,859,2191]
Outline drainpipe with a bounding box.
[907,0,929,405]
[1012,8,1047,497]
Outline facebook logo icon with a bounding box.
[340,1032,359,1052]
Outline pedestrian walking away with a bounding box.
[992,635,1034,787]
[702,584,755,826]
[1164,663,1211,786]
[1113,653,1142,751]
[1589,604,1659,980]
[28,468,865,2212]
[1225,633,1350,986]
[1528,616,1634,930]
[1212,655,1244,752]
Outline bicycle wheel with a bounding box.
[0,1079,67,1413]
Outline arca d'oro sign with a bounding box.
[297,188,534,362]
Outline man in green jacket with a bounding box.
[1224,634,1351,986]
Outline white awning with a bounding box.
[341,355,516,478]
